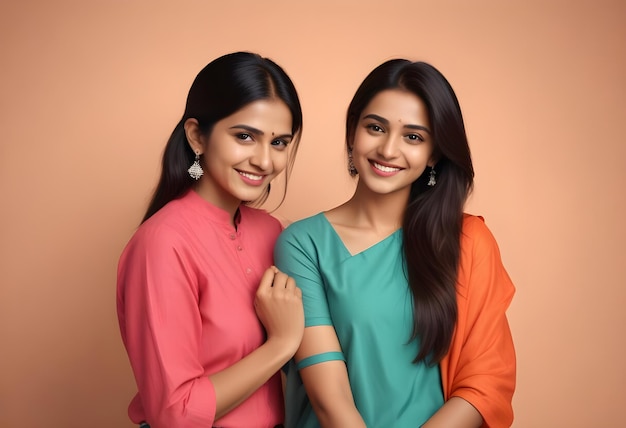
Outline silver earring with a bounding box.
[348,149,358,176]
[427,167,436,186]
[188,152,203,180]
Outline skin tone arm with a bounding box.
[298,327,482,428]
[209,267,304,420]
[296,326,366,428]
[421,397,483,428]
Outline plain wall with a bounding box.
[1,1,624,427]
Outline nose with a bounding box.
[250,142,272,171]
[377,135,399,160]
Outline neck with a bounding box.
[193,183,242,227]
[345,181,409,233]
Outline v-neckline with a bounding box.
[320,213,401,258]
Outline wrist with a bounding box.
[264,336,299,362]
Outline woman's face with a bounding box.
[196,99,293,213]
[351,89,435,196]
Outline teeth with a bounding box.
[373,162,400,173]
[239,171,263,180]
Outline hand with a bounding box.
[254,267,304,355]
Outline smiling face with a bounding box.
[186,98,293,215]
[350,89,435,197]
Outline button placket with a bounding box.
[228,230,253,276]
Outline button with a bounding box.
[237,246,243,251]
[229,233,236,240]
[245,268,252,274]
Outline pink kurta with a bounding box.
[117,190,283,428]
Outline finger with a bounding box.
[257,267,277,292]
[285,276,297,291]
[271,270,289,288]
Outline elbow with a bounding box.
[145,405,214,428]
[142,379,217,428]
[308,394,362,428]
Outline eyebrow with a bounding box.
[229,124,293,140]
[362,114,431,134]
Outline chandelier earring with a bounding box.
[188,151,204,180]
[427,166,437,187]
[348,148,358,176]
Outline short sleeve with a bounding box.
[274,223,333,327]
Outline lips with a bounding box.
[369,160,403,177]
[238,171,263,181]
[237,170,266,186]
[371,161,401,173]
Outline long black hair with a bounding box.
[346,60,474,364]
[142,51,303,223]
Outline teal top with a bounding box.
[275,213,444,428]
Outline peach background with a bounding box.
[1,1,625,427]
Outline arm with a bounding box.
[433,217,516,428]
[118,231,215,427]
[118,230,303,427]
[296,326,366,428]
[421,397,483,428]
[274,224,366,428]
[209,268,304,419]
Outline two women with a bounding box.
[275,60,516,427]
[118,53,516,428]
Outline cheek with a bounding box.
[351,134,373,156]
[272,151,290,173]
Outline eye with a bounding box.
[366,124,384,133]
[406,133,425,143]
[236,133,253,142]
[271,139,290,150]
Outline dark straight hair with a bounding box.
[142,51,303,223]
[346,60,474,364]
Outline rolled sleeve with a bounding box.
[118,225,217,428]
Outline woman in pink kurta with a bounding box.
[117,52,304,428]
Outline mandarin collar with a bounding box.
[183,190,242,229]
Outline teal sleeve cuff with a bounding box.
[296,351,345,370]
[305,316,333,327]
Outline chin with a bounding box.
[235,189,267,203]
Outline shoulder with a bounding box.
[458,213,514,301]
[120,208,187,262]
[274,213,327,256]
[239,206,285,249]
[460,214,498,253]
[284,212,325,230]
[133,201,190,244]
[240,205,282,230]
[278,213,325,240]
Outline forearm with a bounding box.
[315,405,367,428]
[300,360,366,428]
[422,396,483,428]
[209,337,295,420]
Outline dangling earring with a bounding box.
[188,151,203,180]
[348,148,358,176]
[427,166,437,186]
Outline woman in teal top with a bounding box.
[277,213,444,427]
[275,59,515,428]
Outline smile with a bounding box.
[372,161,401,173]
[238,171,264,181]
[237,170,266,186]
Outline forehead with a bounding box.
[362,89,430,125]
[223,98,292,130]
